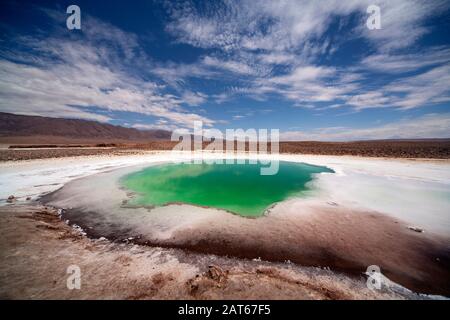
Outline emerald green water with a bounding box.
[121,161,333,217]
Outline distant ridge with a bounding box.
[0,112,171,143]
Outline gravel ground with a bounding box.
[1,140,449,161]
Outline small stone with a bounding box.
[207,265,227,283]
[26,197,31,201]
[6,195,15,203]
[408,226,424,233]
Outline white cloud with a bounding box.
[346,92,391,109]
[270,66,335,84]
[181,91,208,106]
[164,0,450,111]
[243,64,360,104]
[258,53,297,65]
[0,14,216,128]
[2,1,449,134]
[361,47,450,73]
[280,113,450,141]
[346,64,450,110]
[132,120,178,131]
[152,61,216,88]
[167,1,448,53]
[360,1,449,52]
[202,56,257,75]
[385,64,450,109]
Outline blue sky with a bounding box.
[0,0,449,140]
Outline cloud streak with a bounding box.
[280,113,450,141]
[1,1,449,140]
[165,0,450,111]
[0,11,216,128]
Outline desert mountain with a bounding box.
[0,112,171,143]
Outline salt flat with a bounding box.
[1,151,449,235]
[1,152,449,296]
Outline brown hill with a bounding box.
[0,112,171,144]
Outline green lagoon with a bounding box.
[121,161,333,217]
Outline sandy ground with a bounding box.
[0,204,428,300]
[1,151,449,299]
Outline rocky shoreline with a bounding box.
[0,204,431,300]
[1,152,449,299]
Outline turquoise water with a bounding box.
[121,161,333,217]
